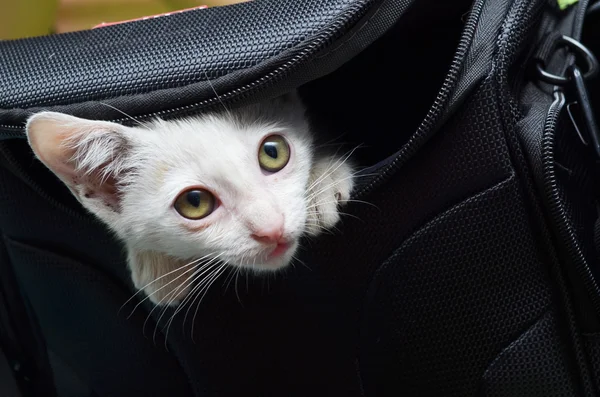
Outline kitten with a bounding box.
[25,93,354,306]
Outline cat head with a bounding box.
[25,95,314,277]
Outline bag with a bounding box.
[1,0,599,395]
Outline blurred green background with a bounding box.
[0,0,245,40]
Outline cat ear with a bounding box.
[127,249,192,306]
[279,90,303,105]
[270,90,307,123]
[278,90,306,112]
[26,112,134,221]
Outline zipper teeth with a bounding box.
[542,91,600,316]
[0,1,372,130]
[573,0,590,39]
[353,0,485,199]
[0,130,21,138]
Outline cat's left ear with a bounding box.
[26,112,135,221]
[272,90,307,123]
[278,90,306,111]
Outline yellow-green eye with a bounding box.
[258,135,290,172]
[174,189,216,220]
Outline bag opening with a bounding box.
[301,0,474,169]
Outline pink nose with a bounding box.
[251,225,284,245]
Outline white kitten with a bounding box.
[25,93,353,305]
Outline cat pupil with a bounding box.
[187,191,202,207]
[264,143,278,159]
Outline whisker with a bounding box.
[179,255,226,329]
[305,159,375,206]
[306,209,363,222]
[223,265,237,293]
[128,262,200,322]
[190,262,229,342]
[307,154,343,192]
[234,266,242,305]
[142,255,219,340]
[157,280,196,349]
[121,254,211,317]
[161,253,225,335]
[98,102,149,129]
[314,131,350,148]
[120,261,192,314]
[203,70,232,118]
[304,224,336,235]
[246,263,250,292]
[307,145,361,191]
[306,196,378,210]
[161,258,224,345]
[303,221,332,230]
[352,171,380,178]
[340,198,379,208]
[162,263,223,343]
[291,254,311,271]
[305,174,357,203]
[143,284,183,342]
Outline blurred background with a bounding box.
[0,0,246,40]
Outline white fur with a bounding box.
[25,94,354,305]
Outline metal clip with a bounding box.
[566,102,588,145]
[568,65,600,158]
[536,35,599,85]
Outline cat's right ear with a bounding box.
[26,112,134,221]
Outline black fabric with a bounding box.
[0,0,378,108]
[584,334,600,393]
[358,78,575,396]
[47,351,95,397]
[2,233,192,397]
[481,310,580,396]
[0,347,21,397]
[533,31,564,67]
[0,227,57,397]
[594,214,600,263]
[0,0,599,396]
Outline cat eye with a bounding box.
[258,135,290,172]
[174,189,216,220]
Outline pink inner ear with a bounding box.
[27,112,130,214]
[31,131,122,211]
[38,143,121,211]
[73,167,123,212]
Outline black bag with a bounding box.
[2,0,600,395]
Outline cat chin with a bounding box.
[235,240,299,272]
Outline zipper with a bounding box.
[353,0,486,198]
[573,0,591,40]
[542,90,600,315]
[0,0,375,132]
[0,130,21,140]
